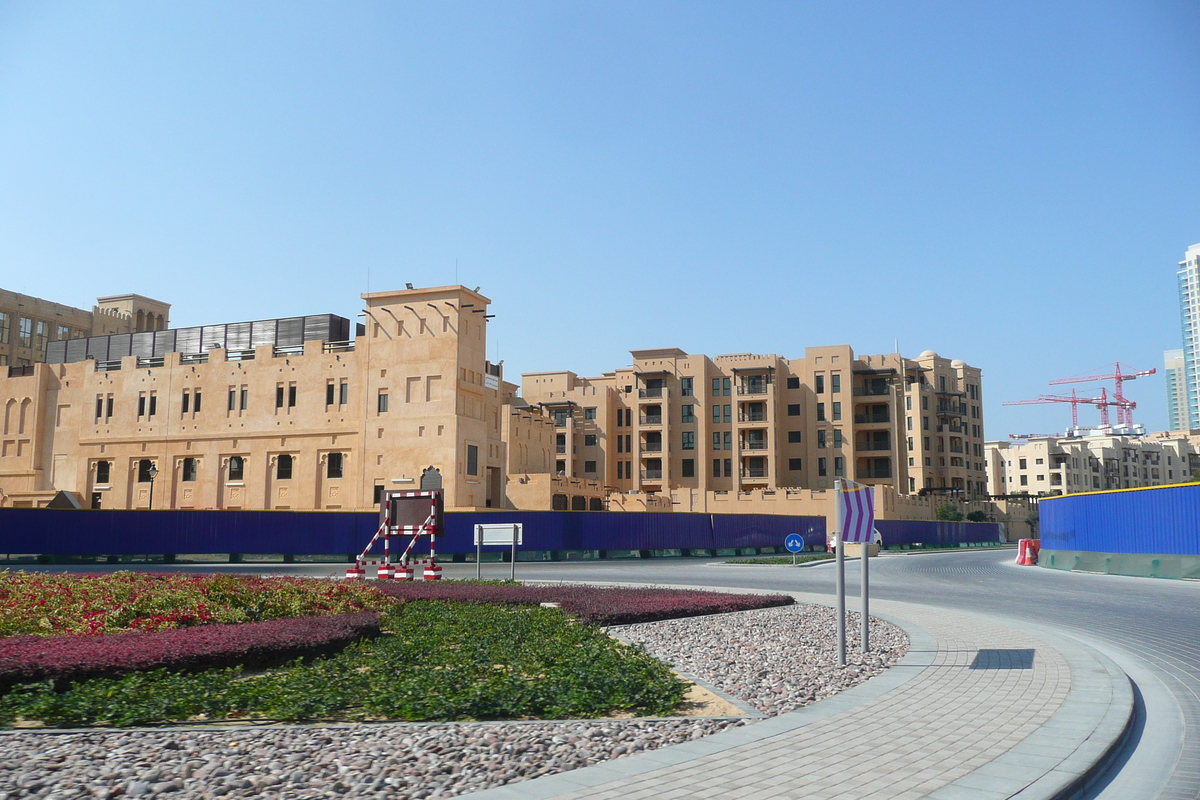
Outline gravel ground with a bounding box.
[0,603,908,799]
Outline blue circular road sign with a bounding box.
[784,534,805,553]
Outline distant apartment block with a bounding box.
[1177,243,1200,429]
[986,434,1199,496]
[1165,348,1188,432]
[522,347,987,500]
[0,288,170,369]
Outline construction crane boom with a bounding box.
[1048,363,1155,427]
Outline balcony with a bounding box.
[737,385,769,395]
[6,365,35,378]
[323,340,356,354]
[856,442,891,452]
[641,470,663,480]
[643,443,663,453]
[555,445,567,454]
[949,445,964,454]
[852,386,891,396]
[742,440,768,450]
[554,418,569,428]
[639,387,667,399]
[640,415,663,425]
[226,349,256,362]
[853,413,890,424]
[95,360,122,372]
[273,344,304,358]
[936,406,966,417]
[136,356,166,369]
[738,411,768,422]
[857,467,892,479]
[740,467,768,478]
[179,353,209,365]
[936,424,963,433]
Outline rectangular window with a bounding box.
[712,378,721,396]
[831,374,841,393]
[922,396,928,410]
[617,461,624,479]
[584,434,597,446]
[713,458,721,478]
[277,454,293,480]
[724,458,732,477]
[923,437,930,450]
[339,382,349,405]
[833,429,843,448]
[617,436,624,454]
[788,403,801,416]
[584,460,596,473]
[835,456,844,476]
[816,403,826,421]
[906,416,913,430]
[228,389,237,412]
[182,458,197,482]
[0,312,8,344]
[228,456,244,481]
[137,459,155,483]
[193,391,202,413]
[106,397,113,418]
[922,416,929,430]
[148,393,157,417]
[95,460,110,484]
[681,458,695,478]
[240,388,248,410]
[832,402,841,421]
[138,395,146,417]
[681,378,693,397]
[906,396,912,410]
[288,385,297,408]
[18,317,32,347]
[95,396,104,420]
[378,391,389,414]
[789,458,802,470]
[713,405,721,423]
[327,452,344,479]
[682,431,695,450]
[818,430,826,449]
[276,386,285,408]
[33,321,48,353]
[788,431,801,443]
[713,432,721,450]
[181,391,190,414]
[681,404,695,423]
[466,444,479,476]
[326,383,335,406]
[818,457,827,476]
[584,407,597,420]
[723,378,731,396]
[724,431,732,450]
[815,375,825,393]
[55,324,70,340]
[786,376,800,389]
[723,404,731,423]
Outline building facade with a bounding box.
[986,434,1199,497]
[0,289,170,368]
[1178,243,1200,430]
[0,286,516,511]
[1165,348,1188,432]
[521,346,987,500]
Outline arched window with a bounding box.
[420,466,442,490]
[135,310,145,332]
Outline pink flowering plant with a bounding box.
[0,572,391,636]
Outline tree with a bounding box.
[935,502,964,522]
[965,510,988,523]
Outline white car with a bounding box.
[826,528,883,552]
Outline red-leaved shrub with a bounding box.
[375,584,791,626]
[0,611,380,691]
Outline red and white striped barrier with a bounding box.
[423,560,442,581]
[395,562,414,581]
[345,563,366,580]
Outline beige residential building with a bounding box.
[986,434,1200,496]
[0,288,170,368]
[522,346,987,500]
[0,285,517,511]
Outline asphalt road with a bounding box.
[21,550,1200,799]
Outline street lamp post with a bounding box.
[147,464,159,510]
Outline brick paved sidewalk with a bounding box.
[464,592,1132,800]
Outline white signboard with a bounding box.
[474,523,523,546]
[484,374,500,390]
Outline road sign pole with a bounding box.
[476,525,482,580]
[834,479,846,667]
[861,532,870,653]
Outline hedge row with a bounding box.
[376,583,793,626]
[0,611,381,692]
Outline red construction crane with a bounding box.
[1049,363,1155,427]
[1002,388,1118,429]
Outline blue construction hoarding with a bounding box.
[1041,484,1200,556]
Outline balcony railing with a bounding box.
[855,442,891,451]
[640,415,663,425]
[323,340,356,354]
[742,440,768,450]
[857,468,892,479]
[136,356,166,369]
[643,443,663,452]
[641,470,663,480]
[555,445,567,454]
[949,445,964,454]
[740,467,768,478]
[737,385,769,395]
[936,406,966,417]
[936,424,963,433]
[7,365,35,378]
[95,360,122,372]
[226,349,256,361]
[852,386,891,396]
[179,353,209,365]
[554,418,569,427]
[738,411,768,422]
[639,388,666,398]
[273,344,304,357]
[853,413,890,424]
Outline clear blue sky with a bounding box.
[2,1,1198,436]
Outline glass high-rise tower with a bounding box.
[1178,243,1200,430]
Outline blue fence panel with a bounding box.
[875,520,1003,547]
[0,509,827,556]
[1041,485,1200,556]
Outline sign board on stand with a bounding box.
[474,523,524,580]
[784,534,805,565]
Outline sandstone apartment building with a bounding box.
[0,285,550,511]
[522,346,988,503]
